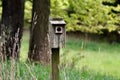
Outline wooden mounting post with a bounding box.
[49,18,66,80]
[51,48,60,80]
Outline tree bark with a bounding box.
[1,0,25,59]
[28,0,50,64]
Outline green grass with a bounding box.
[61,38,120,79]
[20,31,30,62]
[1,31,120,80]
[0,60,50,80]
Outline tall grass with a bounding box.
[0,60,119,80]
[0,60,50,80]
[61,38,120,79]
[0,31,120,80]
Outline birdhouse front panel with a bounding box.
[49,18,66,48]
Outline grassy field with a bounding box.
[1,31,120,80]
[61,37,120,79]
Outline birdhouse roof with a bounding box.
[50,18,66,25]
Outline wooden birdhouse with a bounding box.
[49,18,66,48]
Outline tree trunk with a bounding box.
[1,0,25,59]
[28,0,50,64]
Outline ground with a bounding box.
[17,30,120,79]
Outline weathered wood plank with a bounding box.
[50,48,60,80]
[49,19,66,48]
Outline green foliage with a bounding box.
[25,0,32,23]
[51,0,120,33]
[0,0,119,33]
[50,0,68,18]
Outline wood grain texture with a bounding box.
[49,21,66,48]
[50,48,60,80]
